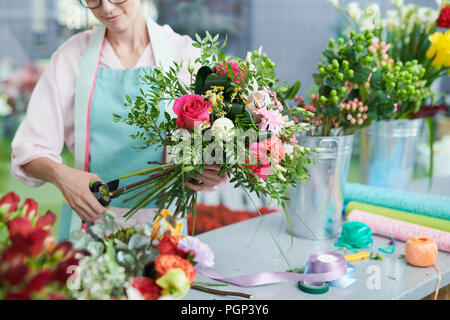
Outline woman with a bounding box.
[11,0,228,241]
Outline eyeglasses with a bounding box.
[79,0,129,9]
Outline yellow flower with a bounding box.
[150,209,184,241]
[426,30,450,69]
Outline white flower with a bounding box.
[245,90,272,113]
[284,143,294,156]
[329,0,339,8]
[392,0,404,7]
[347,2,362,22]
[211,117,235,142]
[126,287,144,300]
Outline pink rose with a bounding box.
[173,94,211,129]
[262,136,285,164]
[246,143,271,181]
[215,61,248,85]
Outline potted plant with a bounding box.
[285,29,426,239]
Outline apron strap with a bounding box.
[61,19,175,240]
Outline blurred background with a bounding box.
[0,0,449,233]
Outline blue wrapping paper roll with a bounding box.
[344,183,450,221]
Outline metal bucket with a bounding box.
[286,134,354,240]
[360,119,424,190]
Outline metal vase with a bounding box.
[360,119,424,190]
[286,134,354,240]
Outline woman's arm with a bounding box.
[22,158,105,222]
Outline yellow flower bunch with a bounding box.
[150,209,184,241]
[426,30,450,69]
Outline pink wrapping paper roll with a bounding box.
[347,210,450,253]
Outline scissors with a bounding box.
[89,173,159,207]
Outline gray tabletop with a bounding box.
[185,211,450,300]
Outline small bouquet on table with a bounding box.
[112,32,314,233]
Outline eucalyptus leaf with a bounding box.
[87,241,105,256]
[128,233,150,251]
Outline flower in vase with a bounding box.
[437,6,450,28]
[427,30,450,68]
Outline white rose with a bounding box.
[211,117,235,142]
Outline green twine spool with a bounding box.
[335,221,373,252]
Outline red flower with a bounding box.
[5,292,30,300]
[35,211,56,230]
[26,270,53,293]
[215,61,248,85]
[3,217,51,261]
[47,293,68,300]
[51,240,73,259]
[53,252,87,285]
[437,6,450,28]
[5,264,29,285]
[157,235,186,257]
[173,94,211,129]
[130,277,162,300]
[19,198,39,220]
[0,192,20,215]
[154,254,197,283]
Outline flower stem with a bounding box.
[191,284,253,299]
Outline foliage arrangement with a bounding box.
[286,30,429,136]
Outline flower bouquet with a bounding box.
[68,209,215,300]
[113,32,313,232]
[0,192,88,300]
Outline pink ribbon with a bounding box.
[197,252,348,287]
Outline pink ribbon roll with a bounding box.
[347,210,450,253]
[197,252,348,287]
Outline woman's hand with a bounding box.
[185,164,229,192]
[52,165,107,222]
[22,158,106,222]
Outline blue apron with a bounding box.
[57,19,183,241]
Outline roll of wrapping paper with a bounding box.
[344,183,450,221]
[345,202,450,233]
[347,210,450,253]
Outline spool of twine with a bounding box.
[405,237,441,300]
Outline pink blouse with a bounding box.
[11,24,200,187]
